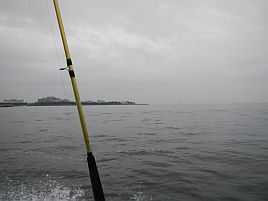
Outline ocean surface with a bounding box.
[0,104,267,201]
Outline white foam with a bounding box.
[0,180,86,201]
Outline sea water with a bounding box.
[0,104,267,201]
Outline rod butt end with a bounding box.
[87,152,105,201]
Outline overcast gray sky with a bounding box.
[0,0,267,104]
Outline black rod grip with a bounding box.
[87,153,105,201]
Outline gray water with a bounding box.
[0,104,267,201]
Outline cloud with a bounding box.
[0,0,267,103]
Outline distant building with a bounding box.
[1,99,27,106]
[4,99,24,103]
[84,100,94,103]
[38,96,70,103]
[122,101,135,104]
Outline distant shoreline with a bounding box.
[28,102,149,106]
[1,97,148,107]
[0,102,149,107]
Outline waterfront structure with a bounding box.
[4,99,24,104]
[0,99,27,106]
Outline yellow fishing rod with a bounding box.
[53,0,105,200]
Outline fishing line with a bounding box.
[43,0,77,160]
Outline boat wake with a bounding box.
[0,176,153,201]
[0,179,85,201]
